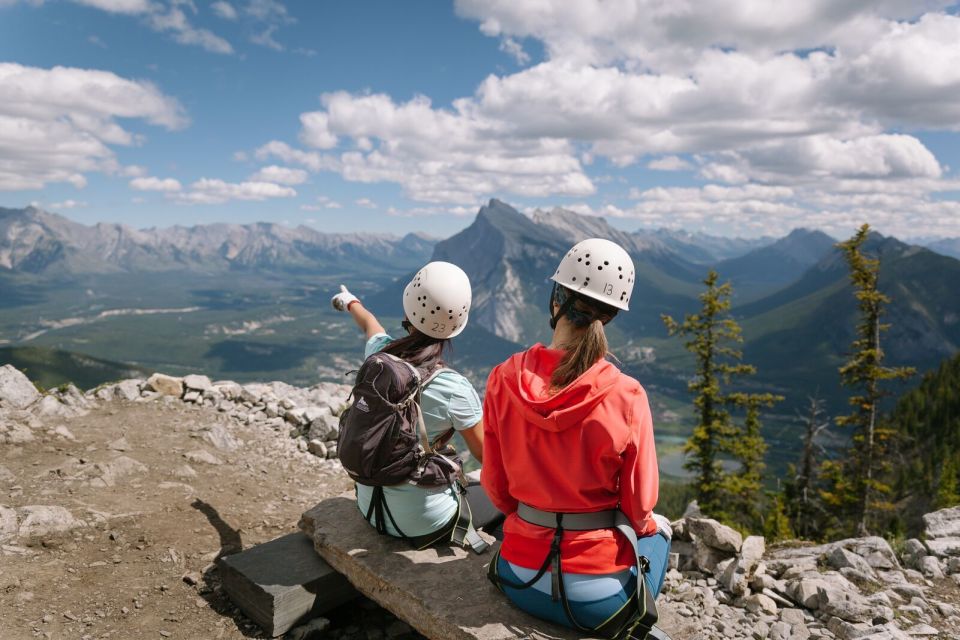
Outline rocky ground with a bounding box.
[2,363,960,640]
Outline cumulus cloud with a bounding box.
[175,178,296,204]
[354,197,377,209]
[211,1,237,20]
[0,63,186,191]
[129,176,182,192]
[8,0,234,54]
[499,37,530,65]
[648,156,694,171]
[249,165,308,185]
[237,1,960,234]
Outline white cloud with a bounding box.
[300,196,342,211]
[0,63,186,191]
[9,0,234,54]
[147,6,233,54]
[245,0,293,23]
[251,25,282,51]
[74,0,151,14]
[49,199,87,210]
[175,178,296,204]
[254,140,335,172]
[130,176,182,192]
[499,37,530,65]
[249,165,307,185]
[354,197,377,209]
[647,155,693,171]
[211,1,237,20]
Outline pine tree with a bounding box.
[764,492,794,542]
[663,270,781,529]
[827,224,915,537]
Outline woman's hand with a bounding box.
[331,284,359,311]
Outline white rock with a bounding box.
[918,556,944,579]
[904,623,939,636]
[923,537,960,558]
[0,465,14,483]
[95,456,148,487]
[173,464,197,478]
[199,424,242,452]
[307,439,327,457]
[144,373,183,397]
[923,506,960,539]
[183,450,222,465]
[745,593,778,615]
[0,421,35,444]
[52,425,76,441]
[828,547,876,577]
[902,539,927,570]
[183,374,213,392]
[688,517,743,553]
[113,379,142,401]
[0,365,40,409]
[16,505,83,540]
[0,505,18,542]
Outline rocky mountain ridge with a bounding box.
[2,363,959,639]
[0,206,436,274]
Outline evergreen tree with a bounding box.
[763,492,794,542]
[663,270,782,529]
[825,224,914,537]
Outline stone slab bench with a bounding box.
[218,532,357,637]
[299,492,691,640]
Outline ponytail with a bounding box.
[549,284,617,389]
[551,318,609,389]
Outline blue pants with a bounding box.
[497,531,670,631]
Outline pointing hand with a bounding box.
[331,284,359,312]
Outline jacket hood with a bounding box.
[499,343,621,432]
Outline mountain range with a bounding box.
[2,200,959,418]
[0,206,436,275]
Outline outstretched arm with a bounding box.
[332,285,386,339]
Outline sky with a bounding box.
[2,1,960,240]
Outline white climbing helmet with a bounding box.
[402,261,472,339]
[551,238,635,311]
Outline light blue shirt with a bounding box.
[355,333,483,537]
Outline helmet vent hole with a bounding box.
[577,258,582,263]
[420,318,425,324]
[618,266,622,271]
[604,261,609,266]
[619,275,623,279]
[571,276,576,282]
[598,266,602,271]
[585,261,590,266]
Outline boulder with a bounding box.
[16,505,83,540]
[923,506,960,539]
[902,539,927,570]
[0,365,40,409]
[688,517,743,553]
[828,547,875,576]
[739,535,765,574]
[144,373,184,397]
[113,379,142,401]
[307,439,328,458]
[923,538,960,558]
[308,412,340,442]
[183,374,213,393]
[918,556,944,579]
[94,456,148,487]
[744,593,778,615]
[199,424,242,452]
[693,537,732,574]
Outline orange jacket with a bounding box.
[481,344,659,574]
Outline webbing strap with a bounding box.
[513,503,664,640]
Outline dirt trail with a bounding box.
[1,399,353,640]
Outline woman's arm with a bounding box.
[348,301,386,340]
[460,421,483,464]
[332,285,386,339]
[620,388,659,534]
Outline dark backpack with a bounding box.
[337,351,463,488]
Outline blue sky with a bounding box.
[2,1,960,239]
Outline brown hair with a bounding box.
[381,329,448,370]
[550,286,615,389]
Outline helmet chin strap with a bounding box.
[549,283,618,329]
